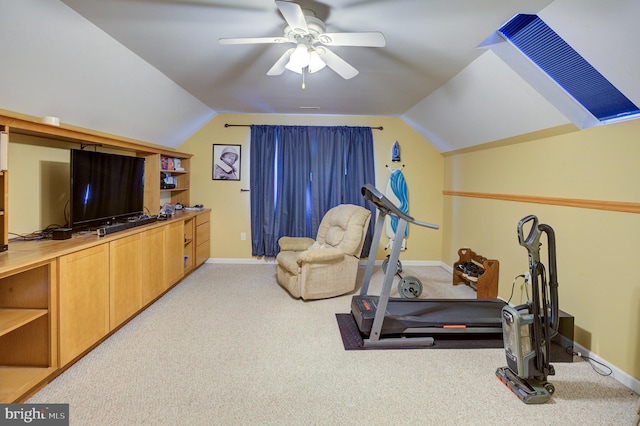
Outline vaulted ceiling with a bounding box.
[1,0,638,152]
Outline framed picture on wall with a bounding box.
[212,144,241,181]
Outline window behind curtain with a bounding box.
[250,125,375,257]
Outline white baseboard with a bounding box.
[202,258,640,394]
[206,258,448,267]
[439,262,454,273]
[205,258,276,264]
[570,341,640,394]
[357,259,445,267]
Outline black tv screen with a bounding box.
[70,149,146,229]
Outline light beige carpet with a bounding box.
[28,264,638,425]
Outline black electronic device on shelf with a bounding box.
[96,215,158,237]
[160,172,176,189]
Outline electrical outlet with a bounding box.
[240,232,246,241]
[524,271,531,285]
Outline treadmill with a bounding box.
[351,184,505,348]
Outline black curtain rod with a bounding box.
[224,123,383,130]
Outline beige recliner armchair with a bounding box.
[276,204,372,300]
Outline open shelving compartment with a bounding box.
[183,217,195,274]
[0,260,57,402]
[160,155,191,208]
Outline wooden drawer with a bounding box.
[196,220,210,245]
[196,241,210,267]
[196,212,209,226]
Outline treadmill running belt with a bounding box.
[336,313,503,350]
[352,295,505,335]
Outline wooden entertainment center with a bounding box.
[0,114,210,403]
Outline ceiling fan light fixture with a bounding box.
[284,62,303,74]
[308,50,326,73]
[222,1,385,80]
[285,43,310,72]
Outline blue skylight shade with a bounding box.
[498,14,640,123]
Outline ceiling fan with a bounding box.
[219,0,386,80]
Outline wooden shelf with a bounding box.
[160,188,188,192]
[0,114,172,155]
[0,366,57,403]
[0,260,55,402]
[0,308,48,337]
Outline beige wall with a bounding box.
[177,113,444,261]
[8,134,144,236]
[8,136,71,235]
[442,118,640,382]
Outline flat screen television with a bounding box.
[70,149,146,230]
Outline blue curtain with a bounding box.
[249,125,277,257]
[308,126,344,233]
[329,126,376,254]
[273,126,311,239]
[250,125,375,257]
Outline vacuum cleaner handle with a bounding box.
[518,216,559,333]
[517,215,542,264]
[539,223,559,334]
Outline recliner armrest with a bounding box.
[297,247,344,264]
[278,236,315,251]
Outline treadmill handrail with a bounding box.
[361,184,439,230]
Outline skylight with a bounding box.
[482,14,640,127]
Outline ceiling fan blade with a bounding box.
[275,1,309,34]
[318,47,359,80]
[318,32,386,47]
[267,48,295,75]
[219,36,289,45]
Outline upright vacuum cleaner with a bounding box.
[496,215,559,404]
